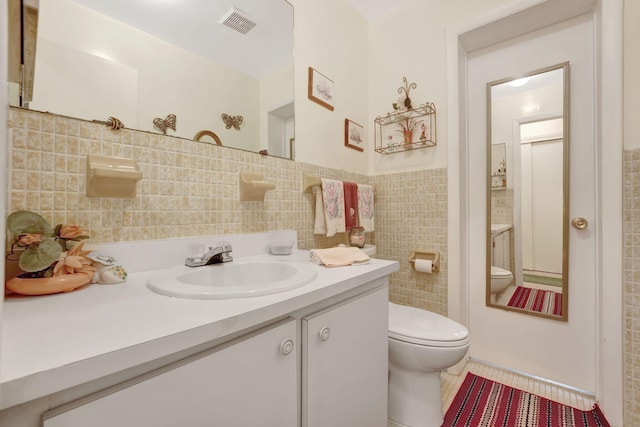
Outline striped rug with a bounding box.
[442,373,610,427]
[507,286,563,316]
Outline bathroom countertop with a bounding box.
[0,250,398,410]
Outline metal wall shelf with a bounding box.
[374,103,437,154]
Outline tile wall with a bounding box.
[7,107,363,248]
[6,107,449,315]
[371,169,449,315]
[623,149,640,426]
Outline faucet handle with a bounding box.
[216,241,233,253]
[188,244,207,261]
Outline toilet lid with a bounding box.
[491,266,512,278]
[388,303,470,347]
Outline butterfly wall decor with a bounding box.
[153,114,177,134]
[221,113,244,130]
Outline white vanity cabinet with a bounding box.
[38,283,390,427]
[492,228,511,270]
[43,318,299,427]
[302,287,388,427]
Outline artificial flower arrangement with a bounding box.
[5,210,127,295]
[395,115,423,144]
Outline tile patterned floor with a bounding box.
[389,360,597,427]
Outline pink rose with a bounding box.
[17,233,42,246]
[58,225,84,239]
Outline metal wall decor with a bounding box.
[153,114,177,134]
[92,116,125,130]
[394,76,417,110]
[374,77,436,154]
[374,103,437,154]
[221,113,243,130]
[194,130,222,146]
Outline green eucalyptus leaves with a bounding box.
[6,210,89,275]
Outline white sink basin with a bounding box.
[147,259,318,299]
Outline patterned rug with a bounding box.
[507,286,563,316]
[442,373,610,427]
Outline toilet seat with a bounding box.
[389,303,470,347]
[491,266,512,278]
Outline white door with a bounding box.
[467,14,596,391]
[521,138,564,274]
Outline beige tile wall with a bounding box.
[371,169,449,315]
[7,109,451,316]
[624,149,640,426]
[7,107,367,251]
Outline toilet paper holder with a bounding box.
[410,250,440,273]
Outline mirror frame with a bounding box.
[485,61,570,321]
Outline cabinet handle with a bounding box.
[319,327,331,342]
[280,338,294,355]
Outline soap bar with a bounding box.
[88,252,127,284]
[270,241,293,255]
[96,265,128,284]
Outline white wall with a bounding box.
[492,84,563,189]
[367,0,512,175]
[31,0,263,152]
[291,0,370,176]
[260,64,294,152]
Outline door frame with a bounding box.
[446,0,623,424]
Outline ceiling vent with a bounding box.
[218,7,257,35]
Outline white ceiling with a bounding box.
[71,0,293,80]
[69,0,404,80]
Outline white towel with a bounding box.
[357,183,375,232]
[312,185,327,235]
[310,247,370,267]
[321,178,346,237]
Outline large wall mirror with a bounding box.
[7,0,295,159]
[486,62,569,321]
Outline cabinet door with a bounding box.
[302,287,388,427]
[43,319,298,427]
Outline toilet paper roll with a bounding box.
[414,259,433,274]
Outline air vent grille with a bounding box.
[218,7,256,35]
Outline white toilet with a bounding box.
[388,302,470,427]
[490,266,513,300]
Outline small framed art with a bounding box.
[345,119,364,152]
[308,67,335,111]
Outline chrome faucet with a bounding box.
[185,243,233,267]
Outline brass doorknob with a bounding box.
[571,217,588,230]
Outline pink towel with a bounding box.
[357,184,375,232]
[343,181,359,230]
[321,178,346,237]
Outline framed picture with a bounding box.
[308,67,335,111]
[344,119,364,152]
